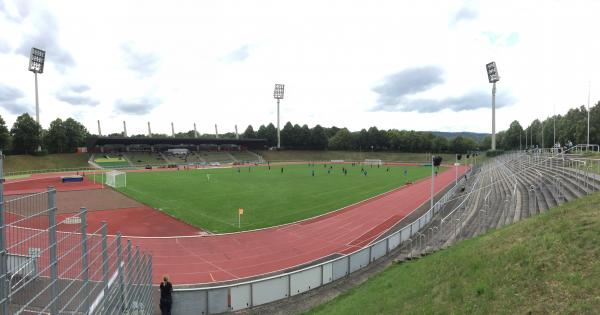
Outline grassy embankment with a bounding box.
[307,191,600,314]
[3,153,90,174]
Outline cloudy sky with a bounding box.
[0,0,598,136]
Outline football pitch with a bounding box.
[117,164,436,233]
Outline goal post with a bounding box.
[364,159,383,166]
[105,170,126,188]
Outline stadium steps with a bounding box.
[120,153,135,166]
[226,152,239,163]
[191,152,207,163]
[247,150,264,162]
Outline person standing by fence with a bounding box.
[160,275,173,315]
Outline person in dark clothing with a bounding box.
[159,275,173,315]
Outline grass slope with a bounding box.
[3,153,90,173]
[118,164,433,233]
[307,192,600,315]
[257,150,458,163]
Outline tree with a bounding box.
[502,120,523,150]
[328,128,353,150]
[298,124,311,149]
[243,125,256,138]
[432,136,448,153]
[256,123,277,147]
[0,115,10,151]
[309,125,328,150]
[44,118,68,153]
[325,126,340,139]
[63,118,89,150]
[450,136,476,153]
[10,113,42,154]
[280,122,295,148]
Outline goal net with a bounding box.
[364,159,383,166]
[105,170,126,188]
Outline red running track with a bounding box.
[126,166,467,285]
[4,174,103,195]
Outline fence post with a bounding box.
[132,246,141,309]
[0,151,7,315]
[101,222,109,308]
[147,254,153,310]
[80,207,89,314]
[116,233,124,311]
[125,240,132,311]
[48,186,59,315]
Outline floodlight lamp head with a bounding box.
[486,61,500,83]
[274,84,285,99]
[28,47,46,74]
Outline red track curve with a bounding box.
[125,166,467,285]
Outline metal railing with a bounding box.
[0,153,154,314]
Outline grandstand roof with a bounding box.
[86,136,267,149]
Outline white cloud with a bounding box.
[0,0,598,136]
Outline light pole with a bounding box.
[587,81,591,150]
[430,155,435,210]
[455,154,458,185]
[28,47,45,151]
[486,61,500,150]
[553,105,556,148]
[273,84,285,149]
[542,120,544,150]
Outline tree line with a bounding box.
[485,101,600,150]
[1,99,597,155]
[241,122,480,153]
[0,113,89,154]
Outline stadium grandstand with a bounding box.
[87,136,267,167]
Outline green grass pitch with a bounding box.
[117,163,435,233]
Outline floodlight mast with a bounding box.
[587,81,591,150]
[486,62,500,150]
[274,84,285,149]
[28,47,45,151]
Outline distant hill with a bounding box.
[430,131,488,142]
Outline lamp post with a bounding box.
[274,84,285,149]
[486,62,500,150]
[28,47,45,151]
[430,155,435,210]
[587,81,591,150]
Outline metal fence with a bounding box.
[171,167,470,314]
[0,153,154,314]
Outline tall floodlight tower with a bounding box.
[171,122,175,137]
[28,48,45,151]
[97,120,102,136]
[273,84,285,149]
[194,123,198,138]
[587,81,591,150]
[123,121,128,137]
[147,121,152,137]
[28,48,45,124]
[486,62,500,150]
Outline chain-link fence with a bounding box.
[0,153,154,314]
